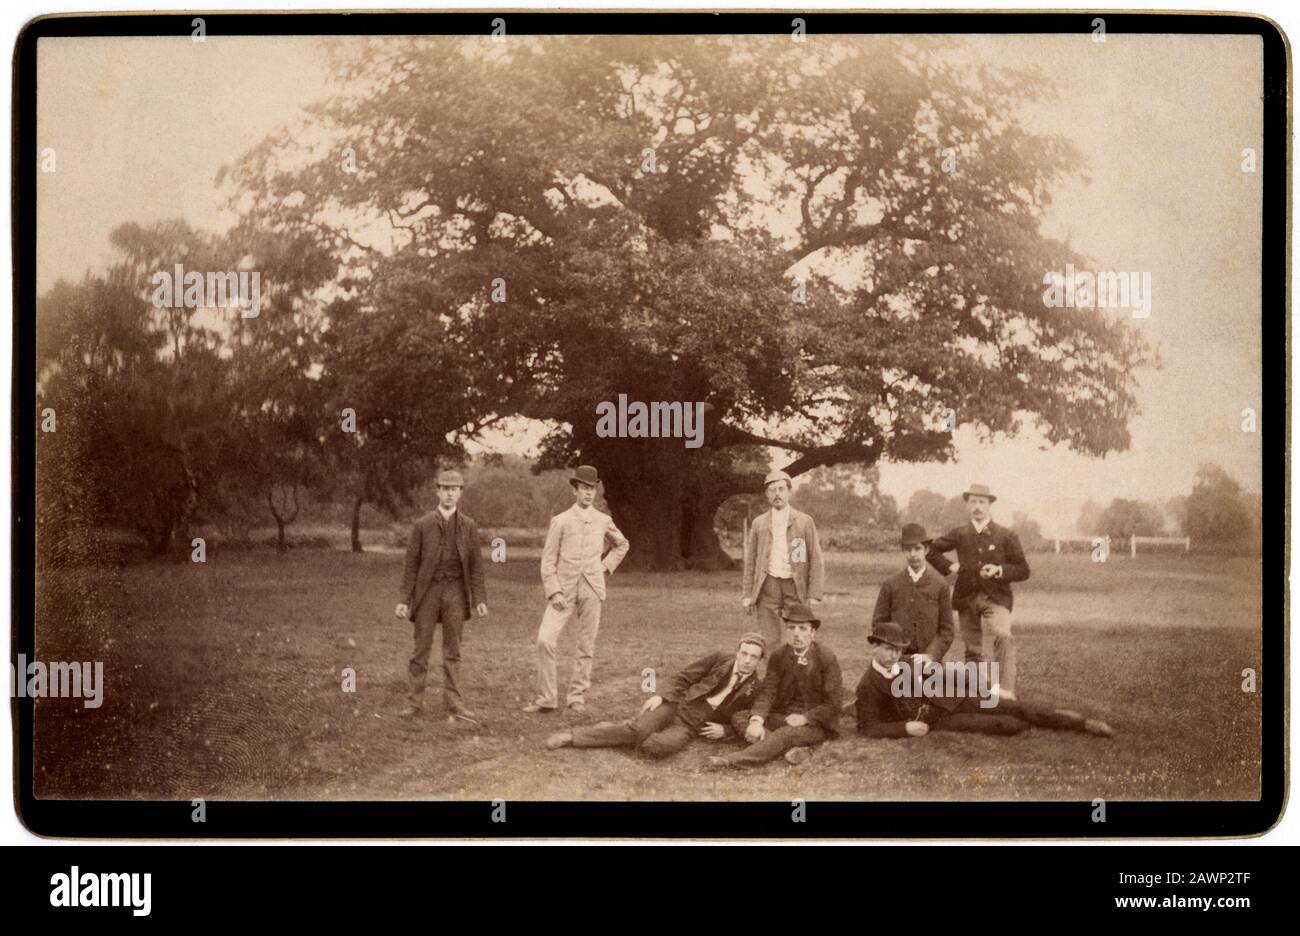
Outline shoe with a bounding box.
[522,702,557,714]
[1084,719,1115,738]
[545,730,574,750]
[398,705,421,718]
[567,701,587,715]
[784,746,812,765]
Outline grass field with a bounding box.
[32,545,1263,802]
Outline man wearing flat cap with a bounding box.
[925,483,1030,701]
[543,632,767,758]
[872,523,955,664]
[525,465,630,715]
[741,468,826,647]
[396,469,488,723]
[708,602,842,768]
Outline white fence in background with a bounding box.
[1052,535,1191,557]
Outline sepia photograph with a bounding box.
[13,11,1283,838]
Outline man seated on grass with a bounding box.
[544,633,767,759]
[707,603,842,768]
[854,621,1115,738]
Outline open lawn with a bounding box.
[33,547,1263,801]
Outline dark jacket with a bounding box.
[871,564,955,658]
[400,509,487,618]
[926,521,1030,612]
[854,663,922,738]
[750,641,843,736]
[662,651,763,736]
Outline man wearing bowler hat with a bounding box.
[873,523,955,663]
[524,465,630,715]
[543,632,767,758]
[854,621,1114,738]
[741,469,826,647]
[396,469,488,723]
[926,483,1030,701]
[707,602,842,768]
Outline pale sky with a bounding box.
[36,33,1264,535]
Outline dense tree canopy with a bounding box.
[212,36,1149,567]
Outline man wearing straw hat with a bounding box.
[925,483,1030,702]
[524,465,630,716]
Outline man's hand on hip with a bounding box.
[394,603,409,620]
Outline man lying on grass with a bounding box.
[854,621,1115,739]
[544,633,766,758]
[707,602,843,769]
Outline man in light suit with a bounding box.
[524,465,630,715]
[395,470,488,723]
[741,469,825,647]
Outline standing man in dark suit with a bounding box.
[707,603,842,768]
[396,469,488,723]
[741,469,826,647]
[926,483,1029,702]
[543,632,767,758]
[873,522,955,663]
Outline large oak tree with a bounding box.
[224,35,1156,569]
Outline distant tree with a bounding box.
[36,222,240,556]
[1076,498,1105,536]
[1011,511,1048,551]
[905,489,948,533]
[1097,498,1165,541]
[456,455,580,528]
[791,464,897,529]
[1164,495,1189,536]
[1184,463,1254,546]
[939,495,970,531]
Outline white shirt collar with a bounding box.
[872,659,901,679]
[907,564,926,583]
[438,506,457,521]
[971,518,991,534]
[771,505,790,521]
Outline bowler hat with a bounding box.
[961,483,997,503]
[436,470,465,488]
[780,601,820,629]
[569,465,600,488]
[868,621,910,649]
[763,469,793,488]
[900,522,930,547]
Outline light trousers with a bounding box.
[958,593,1016,694]
[536,576,602,708]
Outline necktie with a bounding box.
[707,672,741,708]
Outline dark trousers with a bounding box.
[720,710,829,767]
[408,579,469,709]
[572,698,716,758]
[929,698,1088,735]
